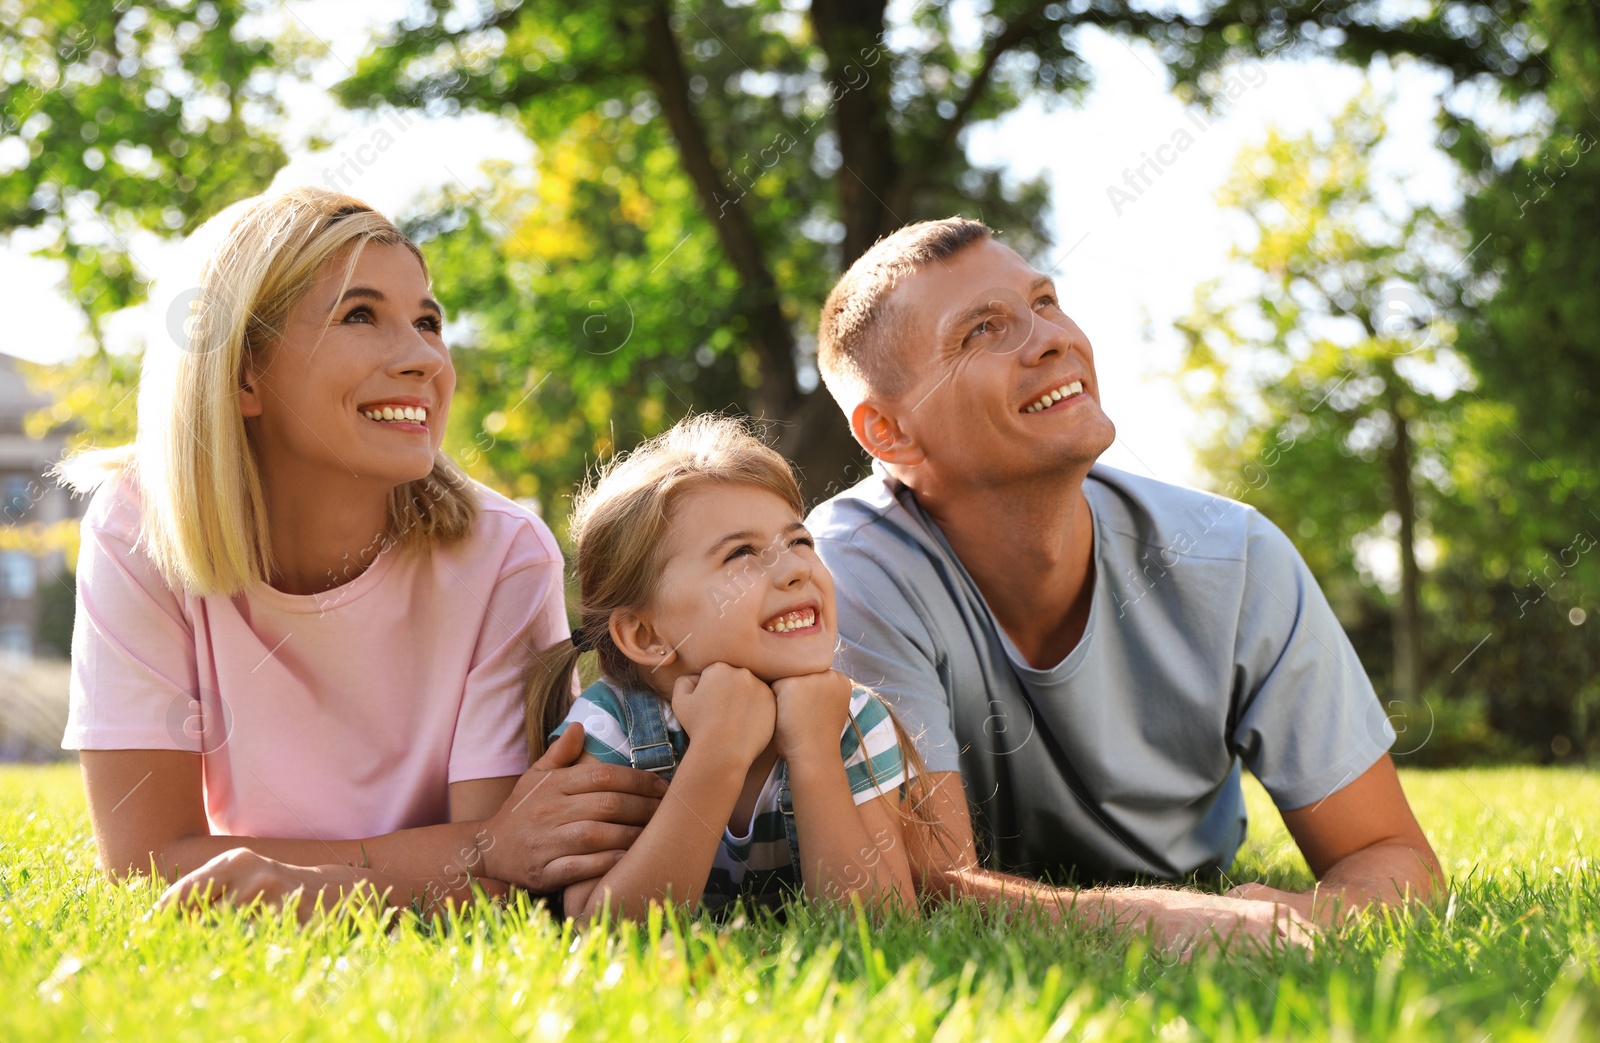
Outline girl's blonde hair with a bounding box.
[55,187,477,597]
[522,414,945,866]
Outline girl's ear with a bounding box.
[610,608,679,672]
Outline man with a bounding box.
[806,217,1440,945]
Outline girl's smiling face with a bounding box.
[241,241,453,489]
[628,482,838,687]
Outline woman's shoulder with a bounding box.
[451,480,563,569]
[79,466,147,546]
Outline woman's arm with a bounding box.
[151,775,522,923]
[83,724,667,895]
[155,848,509,924]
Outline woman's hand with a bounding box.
[480,725,669,894]
[770,669,853,762]
[155,849,362,924]
[671,663,776,768]
[156,848,512,924]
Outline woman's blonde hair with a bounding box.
[56,187,477,597]
[522,414,943,859]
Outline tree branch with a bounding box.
[944,1,1056,153]
[634,0,798,416]
[891,1,1054,217]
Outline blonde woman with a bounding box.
[61,188,667,919]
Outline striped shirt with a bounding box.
[551,678,910,910]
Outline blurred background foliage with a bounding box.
[1,0,1595,763]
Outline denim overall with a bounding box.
[614,685,804,884]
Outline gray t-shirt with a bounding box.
[807,462,1395,883]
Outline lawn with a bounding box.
[1,763,1595,1041]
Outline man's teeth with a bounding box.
[362,406,428,423]
[762,608,816,633]
[1023,380,1084,413]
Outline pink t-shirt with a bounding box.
[62,472,568,841]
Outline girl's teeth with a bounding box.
[764,609,816,633]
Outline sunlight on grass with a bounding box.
[2,763,1595,1041]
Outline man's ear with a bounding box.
[610,608,679,672]
[851,399,925,466]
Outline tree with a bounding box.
[1181,89,1600,757]
[1439,0,1600,755]
[1,0,287,335]
[1447,0,1600,477]
[1177,90,1477,701]
[1,0,291,452]
[2,1,1546,514]
[339,0,1539,508]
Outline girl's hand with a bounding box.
[770,669,853,762]
[671,663,776,767]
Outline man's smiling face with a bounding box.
[871,237,1116,488]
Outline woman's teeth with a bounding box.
[362,405,427,423]
[1023,380,1083,413]
[762,608,816,633]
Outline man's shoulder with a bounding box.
[806,466,899,534]
[806,466,939,565]
[805,460,1304,590]
[1086,463,1273,565]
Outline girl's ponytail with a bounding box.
[521,637,585,762]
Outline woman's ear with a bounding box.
[239,363,264,419]
[610,608,679,673]
[851,399,925,466]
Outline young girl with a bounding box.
[523,415,935,921]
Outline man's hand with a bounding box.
[480,725,668,893]
[770,669,853,762]
[1224,882,1318,921]
[669,663,776,766]
[1269,754,1443,925]
[1099,887,1319,957]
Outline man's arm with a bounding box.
[908,771,1316,951]
[1228,754,1442,925]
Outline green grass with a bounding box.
[2,764,1596,1041]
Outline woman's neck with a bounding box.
[258,463,395,596]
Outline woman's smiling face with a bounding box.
[241,240,453,489]
[637,482,839,686]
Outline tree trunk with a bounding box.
[640,0,867,502]
[1385,385,1423,701]
[637,0,797,425]
[810,0,900,266]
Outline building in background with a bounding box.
[0,351,82,661]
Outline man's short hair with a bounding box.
[817,217,993,410]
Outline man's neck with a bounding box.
[912,465,1098,670]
